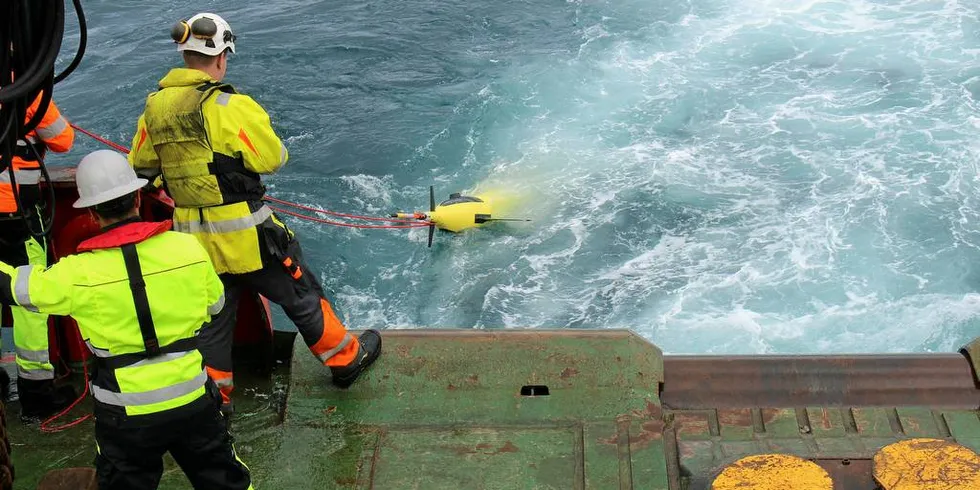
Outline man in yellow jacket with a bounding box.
[0,150,252,489]
[128,12,381,412]
[0,90,77,418]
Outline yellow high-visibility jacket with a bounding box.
[129,68,289,274]
[0,221,224,420]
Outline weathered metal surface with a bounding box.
[962,336,980,386]
[811,459,876,490]
[666,406,980,490]
[288,330,663,423]
[373,428,577,489]
[710,454,832,490]
[942,411,980,454]
[872,438,980,489]
[36,468,97,490]
[259,329,669,489]
[3,330,980,489]
[43,167,76,186]
[661,354,980,409]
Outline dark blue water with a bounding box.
[48,0,980,353]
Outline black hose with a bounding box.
[24,141,56,238]
[6,2,63,239]
[0,1,63,104]
[0,114,15,153]
[54,0,87,84]
[0,0,85,242]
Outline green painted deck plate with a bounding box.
[943,410,980,453]
[5,330,979,489]
[268,330,668,489]
[374,428,578,489]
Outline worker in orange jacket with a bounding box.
[0,91,77,419]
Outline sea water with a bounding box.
[50,0,980,354]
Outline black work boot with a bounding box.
[330,329,382,389]
[17,378,77,420]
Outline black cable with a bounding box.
[26,141,56,238]
[0,114,15,153]
[0,0,84,242]
[54,0,86,84]
[8,2,63,239]
[0,1,62,104]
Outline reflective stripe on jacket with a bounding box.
[0,93,74,212]
[129,68,289,274]
[0,222,225,419]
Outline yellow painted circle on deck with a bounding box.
[873,438,980,490]
[711,454,832,490]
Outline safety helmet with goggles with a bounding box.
[170,13,236,57]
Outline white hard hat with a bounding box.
[171,12,236,57]
[73,150,148,208]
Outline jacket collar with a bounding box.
[77,220,173,252]
[158,68,217,89]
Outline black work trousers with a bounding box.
[199,217,356,403]
[201,234,328,374]
[94,403,252,490]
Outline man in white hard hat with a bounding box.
[0,150,253,489]
[128,12,382,414]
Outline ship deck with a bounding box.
[11,329,980,489]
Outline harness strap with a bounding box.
[195,81,236,94]
[120,243,161,357]
[96,337,199,370]
[209,152,257,177]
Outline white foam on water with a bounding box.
[69,0,979,353]
[411,0,980,353]
[338,174,396,212]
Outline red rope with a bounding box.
[263,196,421,224]
[40,356,92,433]
[70,123,131,154]
[33,127,420,433]
[268,205,431,229]
[69,124,426,229]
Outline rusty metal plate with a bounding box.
[36,468,97,490]
[811,459,876,490]
[962,337,980,387]
[662,354,980,409]
[872,438,980,490]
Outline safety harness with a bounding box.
[77,219,197,370]
[142,77,264,208]
[120,243,162,358]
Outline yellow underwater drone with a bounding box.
[392,186,530,247]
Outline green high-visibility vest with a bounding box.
[0,221,225,418]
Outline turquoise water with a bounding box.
[49,0,980,354]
